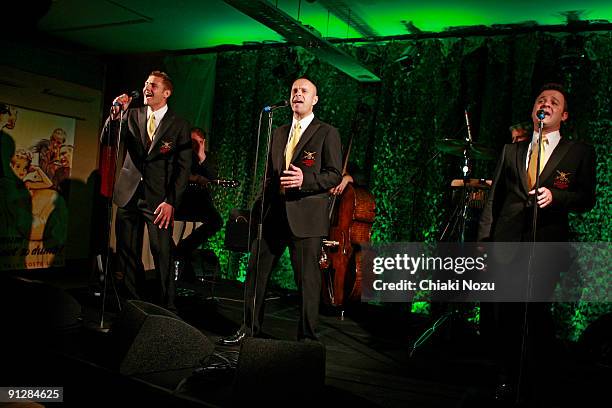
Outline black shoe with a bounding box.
[218,330,247,346]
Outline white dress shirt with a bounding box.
[525,130,561,170]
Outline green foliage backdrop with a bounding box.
[204,31,610,340]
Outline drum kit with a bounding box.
[410,119,499,357]
[435,135,496,242]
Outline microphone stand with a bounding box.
[98,107,125,330]
[246,107,277,338]
[516,113,545,404]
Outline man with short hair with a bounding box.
[509,122,530,143]
[479,83,596,242]
[478,83,596,402]
[102,71,191,312]
[33,128,67,179]
[221,77,342,344]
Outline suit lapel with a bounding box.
[148,109,175,154]
[274,124,291,172]
[291,118,321,164]
[516,141,530,193]
[540,137,572,184]
[138,107,148,147]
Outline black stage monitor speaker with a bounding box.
[0,277,81,332]
[111,300,214,375]
[234,338,326,401]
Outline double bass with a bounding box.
[320,137,375,309]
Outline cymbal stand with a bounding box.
[440,146,473,242]
[414,109,480,357]
[440,109,475,242]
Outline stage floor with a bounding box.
[0,269,608,407]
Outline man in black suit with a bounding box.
[221,78,342,345]
[479,83,596,242]
[478,83,596,402]
[102,71,191,312]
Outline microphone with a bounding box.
[536,109,546,120]
[263,100,289,112]
[112,90,141,106]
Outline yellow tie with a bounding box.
[527,135,548,188]
[147,113,156,141]
[285,121,302,170]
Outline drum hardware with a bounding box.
[437,110,494,241]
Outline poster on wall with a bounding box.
[0,102,75,270]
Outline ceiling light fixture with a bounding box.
[223,0,380,82]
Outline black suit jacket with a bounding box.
[261,117,342,238]
[102,106,192,210]
[478,137,596,242]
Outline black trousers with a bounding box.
[175,207,223,255]
[243,202,322,340]
[173,208,223,282]
[115,195,176,311]
[480,301,559,403]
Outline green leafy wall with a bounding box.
[205,32,611,340]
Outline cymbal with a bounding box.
[436,139,496,160]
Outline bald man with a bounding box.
[221,78,342,345]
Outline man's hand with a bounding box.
[110,93,133,120]
[154,202,174,229]
[280,164,303,189]
[529,187,553,208]
[330,174,353,195]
